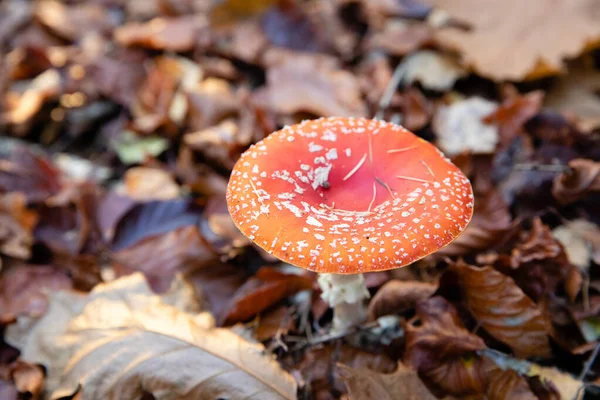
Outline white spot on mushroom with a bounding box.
[309,142,323,152]
[306,216,323,227]
[315,233,325,240]
[326,148,338,160]
[312,164,333,190]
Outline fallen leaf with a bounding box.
[35,0,114,42]
[367,280,438,321]
[254,49,368,118]
[552,219,600,271]
[255,305,295,341]
[123,167,180,201]
[113,225,216,292]
[366,20,432,57]
[186,77,241,131]
[3,69,61,124]
[433,96,499,157]
[111,199,203,251]
[198,194,250,256]
[483,89,544,147]
[399,87,434,132]
[221,267,312,325]
[510,217,567,268]
[0,193,37,259]
[114,16,205,52]
[187,263,250,319]
[430,0,600,80]
[6,273,297,400]
[261,4,327,52]
[404,296,488,396]
[294,345,396,398]
[0,360,45,400]
[448,261,552,358]
[485,368,537,400]
[111,131,170,165]
[0,140,62,203]
[552,158,600,204]
[481,348,584,400]
[184,119,243,170]
[0,264,72,323]
[545,63,600,131]
[338,361,438,400]
[397,50,467,91]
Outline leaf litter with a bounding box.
[1,0,600,399]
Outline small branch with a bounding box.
[579,341,600,381]
[374,61,407,120]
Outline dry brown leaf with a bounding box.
[510,217,567,268]
[404,296,488,396]
[552,158,600,204]
[405,296,486,367]
[486,368,537,400]
[367,280,438,321]
[254,49,368,118]
[114,16,205,52]
[0,360,45,400]
[545,64,600,130]
[221,267,312,325]
[3,69,61,124]
[113,225,217,292]
[0,264,72,324]
[397,50,467,91]
[6,273,297,400]
[552,219,600,270]
[483,89,544,147]
[123,167,180,201]
[366,20,432,56]
[255,305,295,341]
[35,0,114,42]
[0,193,37,259]
[430,0,600,80]
[338,362,438,400]
[449,261,552,358]
[294,345,396,398]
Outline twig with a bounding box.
[374,61,407,120]
[513,163,572,173]
[579,341,600,381]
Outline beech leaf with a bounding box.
[449,261,552,358]
[6,273,297,400]
[338,362,438,400]
[431,0,600,80]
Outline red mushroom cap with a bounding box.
[226,117,474,274]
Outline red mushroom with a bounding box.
[226,117,474,332]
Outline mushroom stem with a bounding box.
[317,273,370,333]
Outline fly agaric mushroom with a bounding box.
[226,117,473,332]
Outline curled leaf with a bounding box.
[404,296,487,396]
[552,158,600,204]
[254,49,368,118]
[221,267,312,325]
[114,16,204,52]
[0,193,37,259]
[338,361,438,400]
[367,279,438,321]
[0,264,72,324]
[486,368,537,400]
[448,261,552,358]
